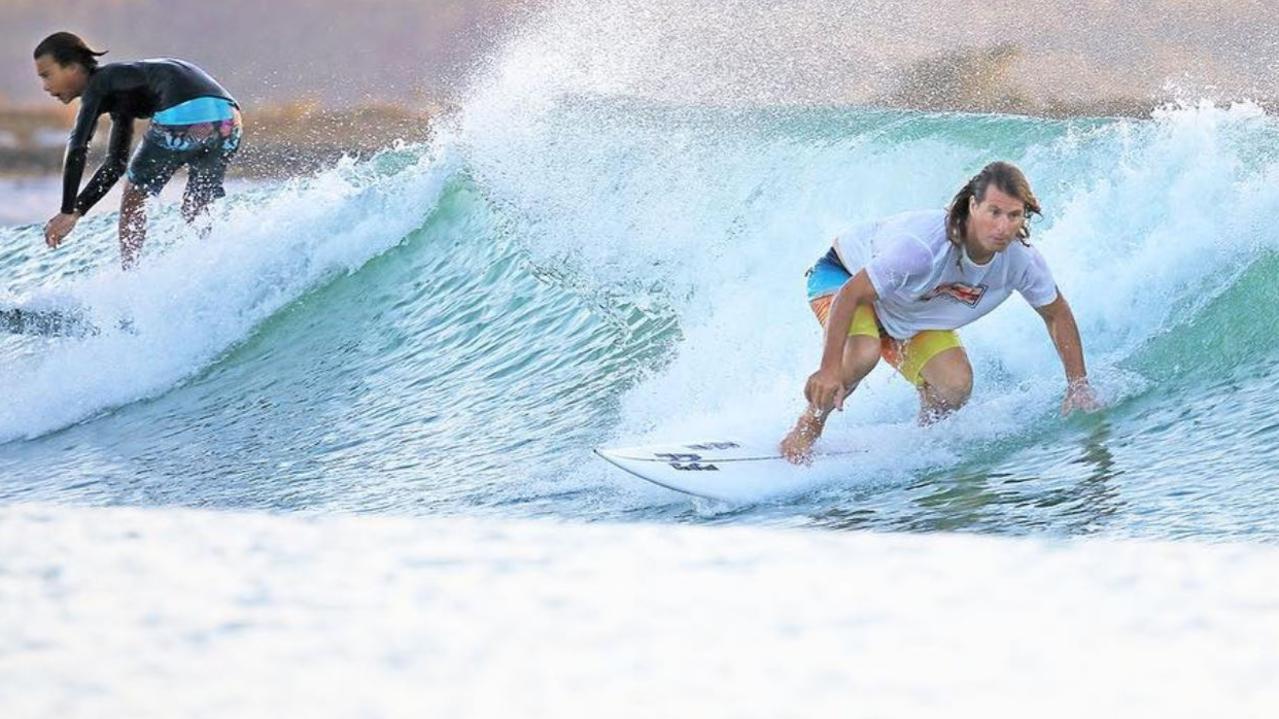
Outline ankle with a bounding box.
[794,414,824,438]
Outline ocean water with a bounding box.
[3,1,1279,714]
[4,100,1278,538]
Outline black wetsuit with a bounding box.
[61,59,238,215]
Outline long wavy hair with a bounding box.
[946,161,1041,248]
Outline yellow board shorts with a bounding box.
[809,295,962,387]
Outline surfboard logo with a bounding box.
[922,282,987,306]
[655,453,721,471]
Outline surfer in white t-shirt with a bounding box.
[781,161,1100,464]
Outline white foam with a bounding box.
[2,503,1275,717]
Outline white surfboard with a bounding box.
[595,439,862,502]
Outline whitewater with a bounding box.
[3,0,1278,715]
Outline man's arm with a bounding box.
[46,111,135,249]
[1034,292,1100,414]
[821,270,878,370]
[806,269,879,410]
[60,65,144,215]
[72,115,134,215]
[59,88,104,216]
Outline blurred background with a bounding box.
[1,0,531,178]
[4,0,1277,182]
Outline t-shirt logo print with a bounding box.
[922,282,988,307]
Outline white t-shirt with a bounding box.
[833,209,1059,339]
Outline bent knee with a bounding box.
[926,377,972,409]
[919,347,973,408]
[841,336,881,383]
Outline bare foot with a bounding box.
[780,414,824,465]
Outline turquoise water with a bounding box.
[2,98,1277,541]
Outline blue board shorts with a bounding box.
[805,247,853,301]
[127,108,243,204]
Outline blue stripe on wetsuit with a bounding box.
[153,97,236,125]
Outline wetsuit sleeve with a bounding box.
[59,86,105,214]
[865,234,933,297]
[1016,245,1060,307]
[71,115,134,215]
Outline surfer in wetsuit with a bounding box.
[34,32,242,269]
[781,161,1101,464]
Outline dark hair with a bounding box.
[33,32,108,71]
[946,161,1042,246]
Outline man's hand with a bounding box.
[1061,378,1101,416]
[804,367,846,412]
[44,211,80,249]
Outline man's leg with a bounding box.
[182,165,219,224]
[916,346,973,423]
[183,116,241,228]
[781,299,884,464]
[121,123,186,269]
[181,161,226,239]
[118,181,149,271]
[781,333,882,463]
